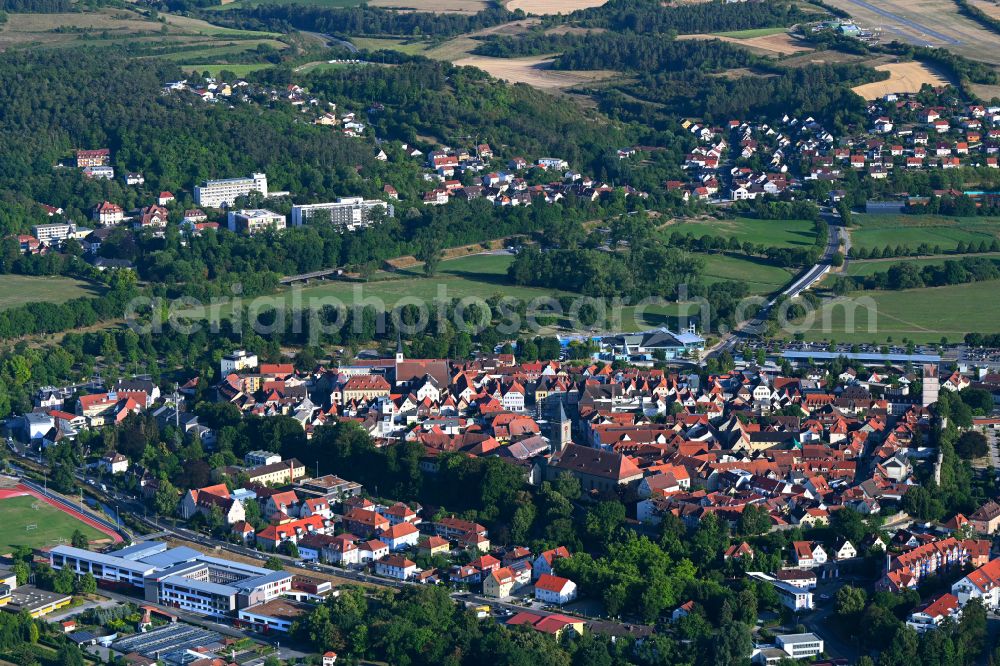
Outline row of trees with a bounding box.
[832,256,1000,292]
[849,239,1000,260]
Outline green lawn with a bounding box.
[180,62,275,76]
[664,217,818,249]
[845,253,1000,277]
[349,37,432,55]
[159,39,287,62]
[0,275,103,311]
[850,214,1000,253]
[713,27,788,39]
[786,278,1000,344]
[699,253,797,294]
[175,253,705,333]
[212,0,361,9]
[0,495,107,553]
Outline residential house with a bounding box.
[792,541,827,568]
[375,555,417,580]
[534,574,577,605]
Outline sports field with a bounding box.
[849,214,1000,253]
[0,275,103,311]
[664,217,819,248]
[0,494,107,553]
[787,278,1000,343]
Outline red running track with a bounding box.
[0,483,122,544]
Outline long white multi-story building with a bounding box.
[194,173,268,208]
[290,197,393,231]
[49,541,292,618]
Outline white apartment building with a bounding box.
[194,173,268,208]
[227,209,285,235]
[290,197,393,231]
[32,223,75,244]
[775,634,824,660]
[221,350,258,374]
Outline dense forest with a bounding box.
[602,62,882,129]
[0,0,70,11]
[0,50,384,236]
[560,0,806,35]
[474,31,757,74]
[210,4,521,39]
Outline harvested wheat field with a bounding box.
[968,0,1000,18]
[371,0,490,11]
[507,0,608,14]
[852,61,952,99]
[453,55,615,89]
[678,32,811,56]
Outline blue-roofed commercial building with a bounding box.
[49,542,292,618]
[601,327,705,361]
[781,351,941,366]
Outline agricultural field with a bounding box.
[788,278,1000,343]
[350,36,433,55]
[506,0,608,14]
[678,31,812,56]
[824,0,1000,66]
[0,8,286,66]
[968,0,1000,19]
[0,495,107,553]
[371,0,492,12]
[845,253,1000,277]
[0,275,103,311]
[217,0,492,11]
[182,62,276,76]
[849,214,1000,253]
[451,55,616,90]
[213,0,361,9]
[852,61,952,100]
[663,217,819,249]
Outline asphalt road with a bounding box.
[707,209,844,358]
[302,31,359,53]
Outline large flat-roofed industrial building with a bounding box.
[49,542,292,618]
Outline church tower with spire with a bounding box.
[549,400,571,452]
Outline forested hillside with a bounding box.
[0,50,377,236]
[210,4,521,38]
[560,0,806,34]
